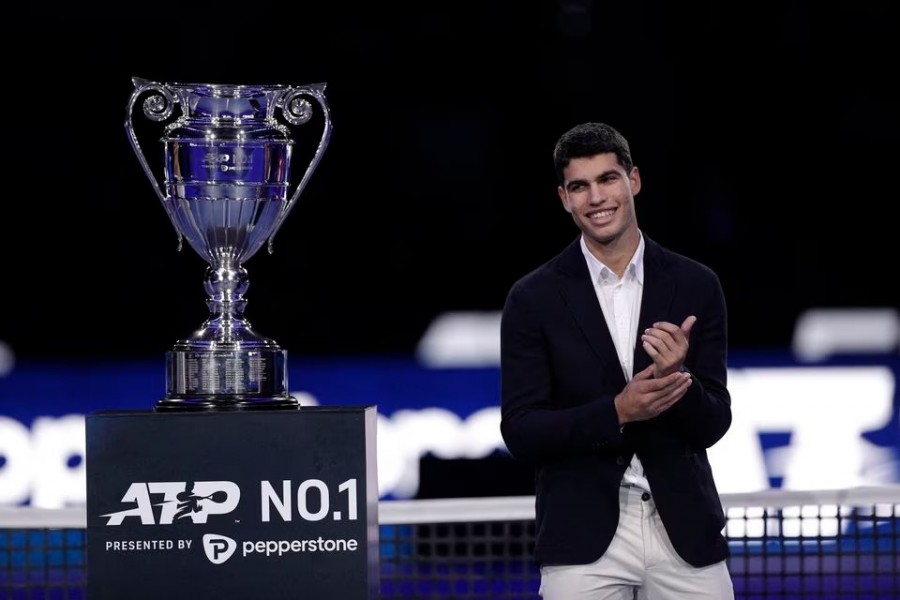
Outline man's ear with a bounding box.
[629,167,641,195]
[558,186,573,213]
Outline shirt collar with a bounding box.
[580,233,645,285]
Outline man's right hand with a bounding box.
[614,364,692,425]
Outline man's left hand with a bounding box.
[641,315,696,378]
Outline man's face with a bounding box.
[557,152,641,247]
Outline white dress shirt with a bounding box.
[580,234,650,492]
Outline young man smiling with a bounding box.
[500,122,734,599]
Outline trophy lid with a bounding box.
[173,83,285,119]
[154,83,295,141]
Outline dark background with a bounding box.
[3,2,896,363]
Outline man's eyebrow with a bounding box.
[564,169,619,187]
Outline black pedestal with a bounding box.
[85,406,379,600]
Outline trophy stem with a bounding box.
[204,260,251,345]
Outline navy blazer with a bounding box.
[500,233,732,568]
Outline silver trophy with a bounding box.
[125,77,331,411]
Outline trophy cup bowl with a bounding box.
[125,77,331,411]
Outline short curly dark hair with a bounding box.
[552,122,633,184]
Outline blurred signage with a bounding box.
[0,359,897,508]
[1,309,898,508]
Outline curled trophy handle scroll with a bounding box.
[268,83,332,254]
[124,77,184,250]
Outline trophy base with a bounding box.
[155,394,299,412]
[160,346,297,412]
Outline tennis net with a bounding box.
[2,486,898,599]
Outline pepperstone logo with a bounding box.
[101,481,240,525]
[203,533,237,564]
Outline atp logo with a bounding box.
[203,533,237,564]
[101,481,240,525]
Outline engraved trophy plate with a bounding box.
[125,78,331,411]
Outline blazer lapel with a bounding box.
[633,235,676,374]
[554,238,621,374]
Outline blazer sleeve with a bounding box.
[659,269,732,450]
[499,279,624,464]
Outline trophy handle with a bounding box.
[124,77,184,250]
[267,83,333,254]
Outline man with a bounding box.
[499,122,734,599]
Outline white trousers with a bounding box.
[539,485,734,600]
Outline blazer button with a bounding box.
[616,456,625,465]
